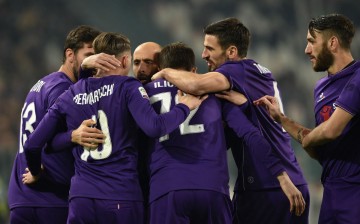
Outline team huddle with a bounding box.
[8,14,360,224]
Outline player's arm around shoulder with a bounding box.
[152,68,230,95]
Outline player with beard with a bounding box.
[133,41,162,222]
[152,17,309,224]
[145,42,232,224]
[22,32,204,223]
[255,13,360,224]
[133,42,162,84]
[8,25,104,224]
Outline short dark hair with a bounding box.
[204,17,250,58]
[93,32,131,56]
[62,25,101,62]
[159,42,195,71]
[308,13,355,49]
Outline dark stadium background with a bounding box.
[1,0,359,223]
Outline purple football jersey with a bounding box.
[144,78,230,202]
[314,61,360,182]
[24,75,190,202]
[8,72,74,209]
[216,60,307,190]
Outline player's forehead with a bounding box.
[133,54,154,62]
[204,34,221,48]
[134,44,160,61]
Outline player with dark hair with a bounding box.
[255,13,360,224]
[152,18,309,224]
[145,42,232,224]
[8,25,104,224]
[22,32,205,223]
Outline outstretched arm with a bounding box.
[254,95,317,159]
[152,68,230,95]
[223,101,305,216]
[302,107,353,148]
[215,90,248,105]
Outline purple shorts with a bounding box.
[10,207,68,224]
[232,185,310,224]
[149,189,232,224]
[68,197,144,224]
[319,179,360,224]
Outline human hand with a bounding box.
[253,95,283,123]
[277,172,306,216]
[215,90,248,105]
[81,53,121,71]
[22,167,41,185]
[151,68,169,81]
[72,119,105,149]
[177,90,208,111]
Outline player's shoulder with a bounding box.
[352,61,360,73]
[43,71,71,83]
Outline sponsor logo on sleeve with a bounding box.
[138,87,149,99]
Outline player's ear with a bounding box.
[121,54,129,69]
[328,35,339,51]
[65,48,75,63]
[226,46,238,59]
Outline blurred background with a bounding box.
[0,0,359,223]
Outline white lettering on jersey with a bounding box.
[73,84,114,105]
[253,63,271,74]
[30,80,46,92]
[153,80,174,88]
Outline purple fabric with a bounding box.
[319,178,360,224]
[8,72,74,213]
[24,75,189,202]
[10,207,68,224]
[232,185,309,224]
[312,61,360,181]
[149,190,232,224]
[216,60,307,190]
[68,197,144,224]
[144,78,230,203]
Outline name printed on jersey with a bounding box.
[30,80,46,93]
[153,80,174,88]
[253,63,271,74]
[73,84,114,105]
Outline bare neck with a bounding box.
[328,51,354,75]
[58,64,77,83]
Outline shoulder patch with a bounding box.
[138,86,149,99]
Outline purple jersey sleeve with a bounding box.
[144,79,230,202]
[24,75,191,201]
[335,73,360,115]
[215,60,307,189]
[125,80,190,137]
[222,102,285,176]
[47,130,74,152]
[24,107,63,176]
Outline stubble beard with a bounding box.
[313,43,334,72]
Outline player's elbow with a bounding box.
[183,82,205,95]
[322,126,341,141]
